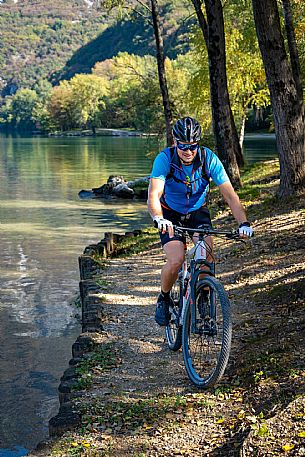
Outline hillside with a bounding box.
[0,0,193,95]
[0,0,106,94]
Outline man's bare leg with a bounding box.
[161,240,185,293]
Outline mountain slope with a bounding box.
[0,0,193,95]
[0,0,108,94]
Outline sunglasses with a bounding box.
[177,142,199,152]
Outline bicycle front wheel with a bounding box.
[182,276,232,388]
[165,274,183,351]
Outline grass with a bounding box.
[106,228,159,259]
[92,229,159,263]
[72,343,119,391]
[94,279,109,290]
[207,159,281,220]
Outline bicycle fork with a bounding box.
[179,259,190,326]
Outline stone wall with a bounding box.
[48,229,143,437]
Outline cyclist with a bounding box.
[147,116,253,326]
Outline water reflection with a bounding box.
[243,133,277,163]
[0,135,154,455]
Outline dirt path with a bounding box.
[101,248,186,395]
[90,244,243,457]
[68,196,304,456]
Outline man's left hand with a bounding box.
[239,222,254,238]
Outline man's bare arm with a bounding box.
[147,178,165,219]
[218,181,248,225]
[147,178,174,236]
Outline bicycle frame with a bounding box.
[165,225,241,387]
[173,226,239,329]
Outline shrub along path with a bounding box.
[29,162,305,456]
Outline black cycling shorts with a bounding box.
[159,205,213,246]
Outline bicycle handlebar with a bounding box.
[153,220,246,240]
[172,225,241,240]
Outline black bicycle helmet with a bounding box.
[172,117,202,143]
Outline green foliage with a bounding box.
[291,0,305,81]
[184,44,211,132]
[93,53,162,132]
[11,89,40,126]
[33,79,53,99]
[2,0,304,135]
[47,83,74,131]
[0,88,41,130]
[225,28,269,123]
[92,50,198,133]
[188,9,269,135]
[0,1,108,92]
[47,74,109,130]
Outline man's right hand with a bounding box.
[153,216,174,237]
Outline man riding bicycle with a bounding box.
[147,116,253,326]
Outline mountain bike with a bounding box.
[165,225,241,388]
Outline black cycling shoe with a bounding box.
[155,293,171,326]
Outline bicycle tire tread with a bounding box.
[182,276,232,388]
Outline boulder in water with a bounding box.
[112,183,134,198]
[79,174,148,200]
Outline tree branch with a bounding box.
[135,0,152,14]
[191,0,208,42]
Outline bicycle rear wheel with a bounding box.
[182,276,232,388]
[165,274,183,351]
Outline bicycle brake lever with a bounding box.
[227,231,246,242]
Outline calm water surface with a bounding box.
[0,133,277,456]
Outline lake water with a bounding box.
[0,133,277,456]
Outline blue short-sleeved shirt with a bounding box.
[150,146,229,213]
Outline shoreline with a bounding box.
[48,128,156,138]
[28,228,159,454]
[0,127,159,138]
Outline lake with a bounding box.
[0,133,277,456]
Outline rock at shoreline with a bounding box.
[79,175,149,200]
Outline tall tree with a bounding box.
[281,0,303,99]
[98,0,173,145]
[252,0,305,197]
[191,0,243,188]
[150,0,173,145]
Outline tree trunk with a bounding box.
[239,115,246,150]
[150,0,173,146]
[281,0,303,100]
[191,0,242,188]
[252,0,305,197]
